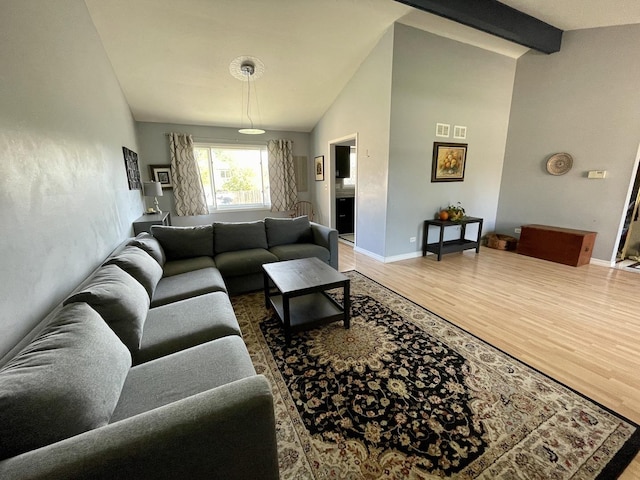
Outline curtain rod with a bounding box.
[164,133,267,146]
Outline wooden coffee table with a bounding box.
[263,257,350,344]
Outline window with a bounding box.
[342,147,357,186]
[194,143,270,210]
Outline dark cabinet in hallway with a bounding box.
[336,197,354,234]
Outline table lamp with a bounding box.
[143,181,163,214]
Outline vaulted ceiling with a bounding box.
[85,0,640,132]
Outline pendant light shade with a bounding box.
[230,56,265,135]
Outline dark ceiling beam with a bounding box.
[395,0,563,54]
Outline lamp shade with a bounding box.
[143,181,163,197]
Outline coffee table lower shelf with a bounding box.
[268,292,346,333]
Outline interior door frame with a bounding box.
[615,141,640,263]
[328,133,358,239]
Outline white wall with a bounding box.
[386,24,516,258]
[311,27,395,258]
[496,25,640,262]
[136,122,310,224]
[0,0,141,361]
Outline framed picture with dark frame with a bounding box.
[149,164,173,189]
[431,142,468,182]
[122,146,141,190]
[314,155,324,181]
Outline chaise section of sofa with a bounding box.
[0,246,279,479]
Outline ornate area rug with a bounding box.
[232,271,639,479]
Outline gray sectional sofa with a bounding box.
[0,216,338,479]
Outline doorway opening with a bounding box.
[328,134,357,247]
[616,144,640,271]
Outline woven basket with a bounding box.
[486,233,518,251]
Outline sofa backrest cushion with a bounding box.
[104,246,163,299]
[64,265,149,352]
[0,303,131,460]
[265,216,312,247]
[214,221,268,253]
[150,225,214,260]
[128,232,166,266]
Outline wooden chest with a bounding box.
[516,224,597,267]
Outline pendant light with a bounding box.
[230,56,265,135]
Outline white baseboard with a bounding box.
[590,258,614,267]
[352,246,424,264]
[383,251,424,263]
[353,246,385,262]
[353,245,616,268]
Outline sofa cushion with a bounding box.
[0,303,131,460]
[214,221,268,253]
[128,232,166,266]
[215,248,278,278]
[162,256,217,277]
[64,265,150,352]
[269,243,331,264]
[150,267,227,308]
[150,225,214,260]
[137,292,241,364]
[265,216,312,247]
[111,336,256,422]
[104,246,163,299]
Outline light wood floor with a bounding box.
[338,242,640,478]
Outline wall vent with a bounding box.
[435,123,450,137]
[453,125,467,139]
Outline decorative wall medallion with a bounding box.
[546,152,573,175]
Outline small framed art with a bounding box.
[314,155,324,181]
[149,164,173,189]
[431,142,467,182]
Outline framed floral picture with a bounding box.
[431,142,468,182]
[149,164,173,189]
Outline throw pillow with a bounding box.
[128,232,166,266]
[0,303,131,460]
[213,221,268,254]
[64,265,149,352]
[150,225,214,260]
[104,246,164,299]
[265,216,312,247]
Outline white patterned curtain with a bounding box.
[267,139,297,212]
[169,133,209,216]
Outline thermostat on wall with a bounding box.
[587,170,607,179]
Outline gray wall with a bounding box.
[496,25,640,262]
[136,122,310,224]
[0,0,141,361]
[311,24,516,260]
[311,27,395,258]
[386,24,516,258]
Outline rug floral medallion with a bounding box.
[232,271,639,479]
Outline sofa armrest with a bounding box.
[310,222,339,269]
[0,376,279,480]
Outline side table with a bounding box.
[422,217,483,261]
[133,211,171,235]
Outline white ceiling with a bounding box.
[84,0,640,133]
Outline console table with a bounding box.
[133,211,171,235]
[422,217,483,261]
